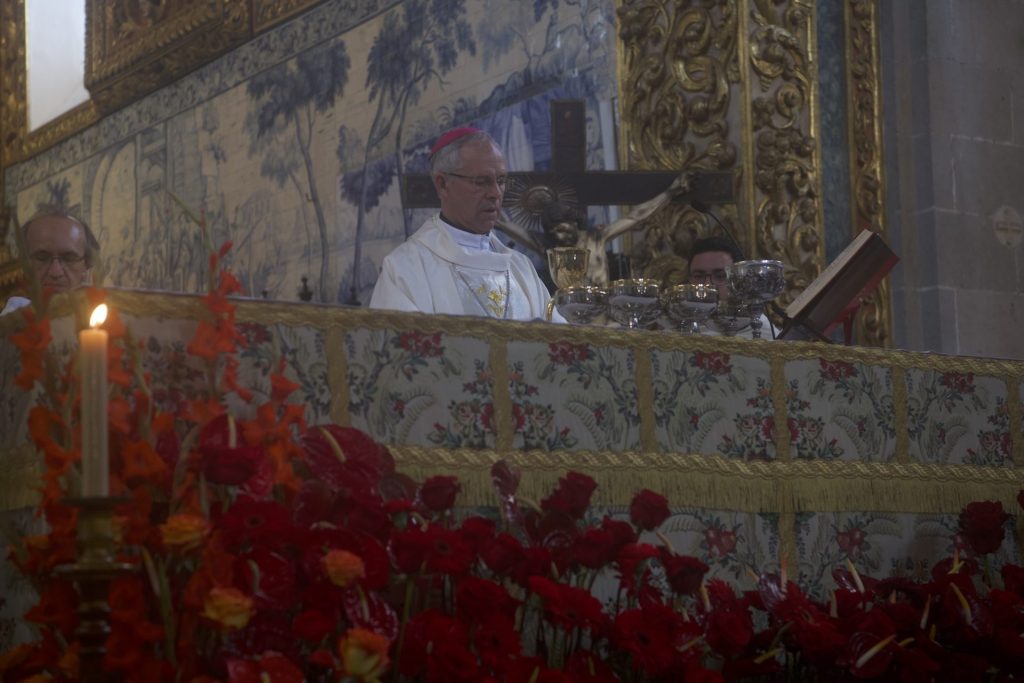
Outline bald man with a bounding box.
[2,208,99,316]
[369,128,560,321]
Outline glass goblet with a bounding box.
[727,259,786,339]
[553,286,609,325]
[607,278,661,329]
[663,283,719,335]
[711,300,753,337]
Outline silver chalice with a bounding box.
[663,283,719,335]
[608,278,661,329]
[552,286,609,325]
[727,260,786,339]
[710,300,753,337]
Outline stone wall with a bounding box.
[883,0,1024,360]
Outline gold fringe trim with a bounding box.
[634,347,657,452]
[389,445,1024,513]
[326,326,349,427]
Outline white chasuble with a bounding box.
[369,215,562,322]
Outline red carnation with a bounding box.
[629,489,671,531]
[659,550,709,596]
[958,500,1010,555]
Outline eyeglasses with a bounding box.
[446,172,508,191]
[29,251,87,270]
[689,268,729,285]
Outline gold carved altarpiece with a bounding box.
[0,0,890,346]
[617,0,890,347]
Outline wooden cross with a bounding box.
[401,100,734,211]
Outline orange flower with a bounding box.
[270,364,300,403]
[119,438,169,486]
[10,310,51,389]
[338,628,390,683]
[323,550,366,587]
[161,513,210,551]
[201,587,253,630]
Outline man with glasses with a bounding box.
[1,207,99,316]
[370,128,561,321]
[688,235,773,339]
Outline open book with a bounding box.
[780,229,898,341]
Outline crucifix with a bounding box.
[400,100,734,283]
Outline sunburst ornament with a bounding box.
[502,174,579,233]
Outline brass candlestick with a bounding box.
[57,496,136,682]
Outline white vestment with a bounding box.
[0,296,30,317]
[370,215,562,322]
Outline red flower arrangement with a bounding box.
[3,235,1024,682]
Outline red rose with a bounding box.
[958,500,1009,555]
[629,490,671,531]
[418,475,461,512]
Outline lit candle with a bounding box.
[80,304,109,497]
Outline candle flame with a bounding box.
[89,304,108,328]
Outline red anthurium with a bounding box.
[417,475,461,513]
[540,470,597,519]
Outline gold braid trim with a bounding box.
[388,445,1024,513]
[634,347,657,451]
[7,289,1022,380]
[892,366,910,464]
[490,338,512,451]
[326,326,350,427]
[771,356,790,461]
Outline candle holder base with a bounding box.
[56,496,136,683]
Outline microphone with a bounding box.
[689,199,745,261]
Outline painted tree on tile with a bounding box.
[247,40,352,303]
[342,0,475,305]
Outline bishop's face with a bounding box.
[434,140,508,235]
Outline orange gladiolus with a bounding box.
[338,628,390,683]
[10,311,51,389]
[201,587,253,630]
[323,550,366,587]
